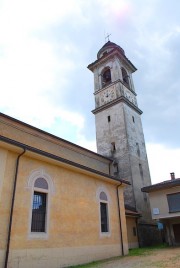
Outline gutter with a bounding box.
[4,148,26,268]
[117,183,124,256]
[0,112,111,162]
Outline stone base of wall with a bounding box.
[5,244,121,268]
[138,223,163,247]
[0,250,5,268]
[128,242,139,249]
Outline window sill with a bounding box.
[28,232,48,240]
[169,210,180,213]
[100,232,111,238]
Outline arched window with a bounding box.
[99,191,109,233]
[121,67,130,87]
[31,178,49,233]
[27,169,54,239]
[102,68,111,87]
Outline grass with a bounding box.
[69,244,168,267]
[128,243,168,256]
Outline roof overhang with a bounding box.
[0,135,130,187]
[142,179,180,193]
[88,48,137,73]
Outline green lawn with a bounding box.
[69,244,168,268]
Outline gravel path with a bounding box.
[94,247,180,268]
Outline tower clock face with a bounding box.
[101,88,115,104]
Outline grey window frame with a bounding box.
[167,192,180,213]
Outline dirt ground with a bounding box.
[95,247,180,268]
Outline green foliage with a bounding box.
[68,261,100,268]
[69,244,169,267]
[129,244,168,256]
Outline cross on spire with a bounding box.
[105,33,111,42]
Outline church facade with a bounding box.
[0,40,158,268]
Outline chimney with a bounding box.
[170,172,175,180]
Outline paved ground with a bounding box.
[93,247,180,268]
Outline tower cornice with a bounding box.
[92,96,143,115]
[94,79,137,97]
[87,48,137,73]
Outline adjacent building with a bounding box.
[142,173,180,246]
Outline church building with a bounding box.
[0,41,157,268]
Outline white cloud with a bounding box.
[76,136,97,152]
[147,143,180,184]
[0,0,180,189]
[0,0,85,36]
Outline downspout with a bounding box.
[135,217,140,248]
[108,161,111,175]
[4,148,26,268]
[117,183,124,256]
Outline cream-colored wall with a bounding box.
[149,186,180,220]
[126,217,138,249]
[118,187,129,254]
[0,149,128,268]
[0,149,19,252]
[0,116,110,174]
[0,148,8,201]
[8,245,120,268]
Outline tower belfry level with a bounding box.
[88,41,157,245]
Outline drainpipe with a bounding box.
[4,148,26,268]
[117,183,124,256]
[135,217,140,248]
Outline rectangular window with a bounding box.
[111,142,116,152]
[167,193,180,213]
[133,227,137,236]
[31,192,47,232]
[108,115,111,122]
[139,163,144,180]
[136,143,140,156]
[143,192,147,202]
[113,163,119,176]
[100,202,108,232]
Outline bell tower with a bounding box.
[88,41,152,224]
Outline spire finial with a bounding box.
[105,33,111,43]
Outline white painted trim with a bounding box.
[27,168,54,240]
[96,186,111,237]
[26,168,55,195]
[96,186,111,203]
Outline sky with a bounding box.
[0,0,180,183]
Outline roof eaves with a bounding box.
[142,179,180,192]
[0,112,112,162]
[0,135,130,186]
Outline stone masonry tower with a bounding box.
[88,41,152,228]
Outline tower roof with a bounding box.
[88,40,137,72]
[97,40,125,59]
